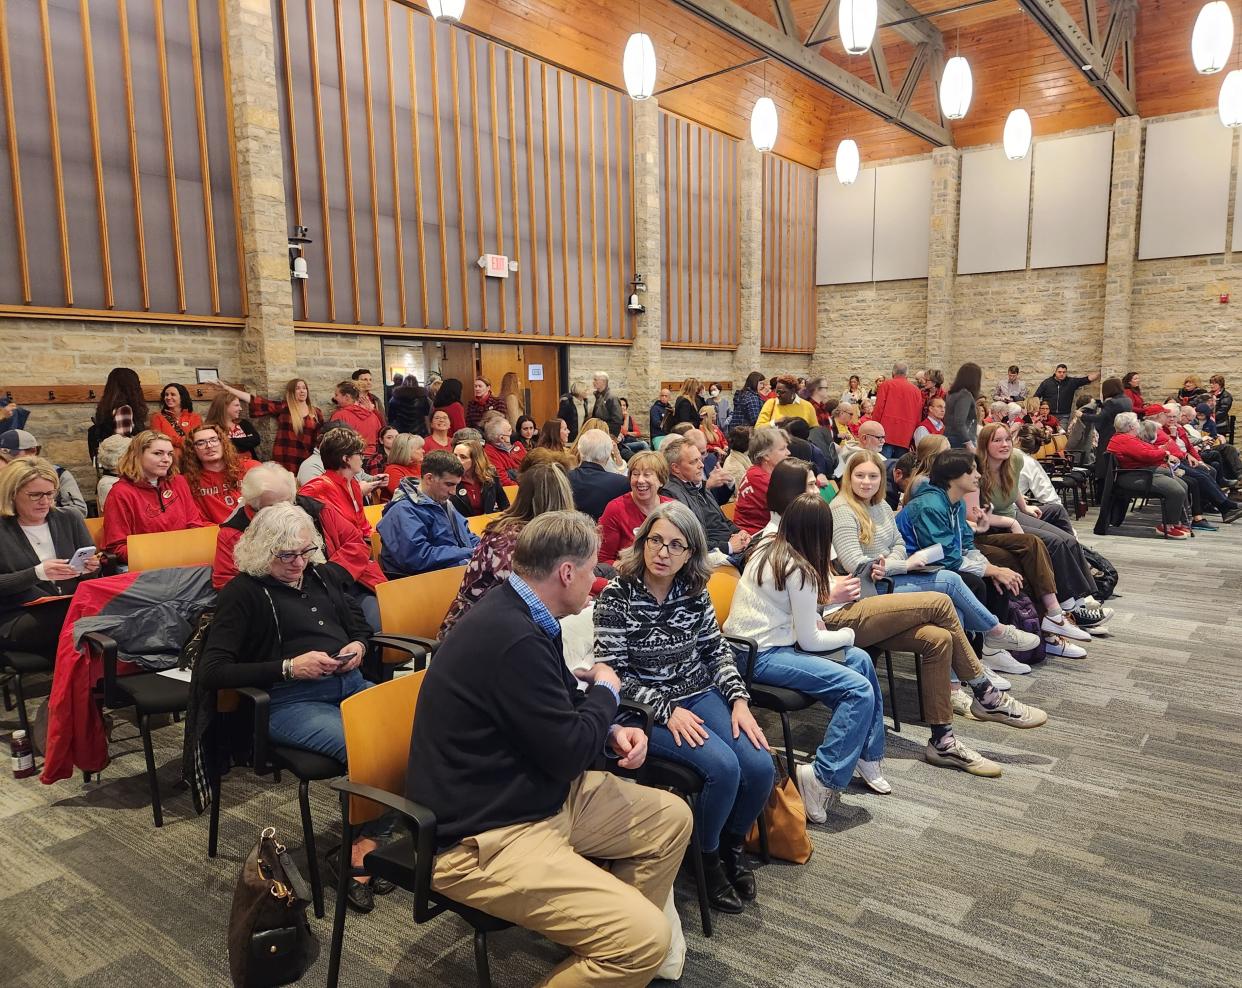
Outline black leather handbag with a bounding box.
[227,827,315,987]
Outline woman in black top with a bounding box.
[386,376,431,436]
[205,391,262,461]
[1081,378,1133,478]
[944,362,982,451]
[195,502,391,913]
[672,377,705,428]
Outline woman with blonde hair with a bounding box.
[699,404,728,455]
[450,440,509,517]
[383,433,425,496]
[101,431,208,562]
[672,377,704,428]
[499,371,524,427]
[598,450,672,564]
[569,417,624,472]
[439,462,575,637]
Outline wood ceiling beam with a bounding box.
[1015,0,1138,116]
[770,0,798,38]
[668,0,953,146]
[870,37,893,96]
[877,0,942,48]
[804,0,840,47]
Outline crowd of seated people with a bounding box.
[5,356,1241,985]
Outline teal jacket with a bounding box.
[895,481,979,573]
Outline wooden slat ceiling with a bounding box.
[430,0,1231,168]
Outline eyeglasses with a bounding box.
[273,546,317,564]
[645,534,689,557]
[23,490,55,503]
[864,433,885,442]
[193,437,221,448]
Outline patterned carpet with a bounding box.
[2,505,1240,987]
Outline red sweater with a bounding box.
[598,494,672,564]
[733,464,773,535]
[873,377,924,448]
[484,441,526,484]
[1106,432,1168,469]
[102,476,209,562]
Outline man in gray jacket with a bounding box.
[661,437,750,558]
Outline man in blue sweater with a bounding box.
[407,512,693,986]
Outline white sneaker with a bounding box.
[950,688,973,717]
[984,623,1041,653]
[1043,634,1087,659]
[981,645,1032,675]
[853,759,892,795]
[982,666,1012,691]
[1040,613,1092,642]
[795,762,839,824]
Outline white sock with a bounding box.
[1059,598,1077,612]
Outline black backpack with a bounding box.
[1080,545,1119,600]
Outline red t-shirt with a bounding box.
[598,493,673,564]
[733,465,773,535]
[424,435,454,455]
[188,464,254,524]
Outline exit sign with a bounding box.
[482,253,509,278]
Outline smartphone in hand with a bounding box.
[68,546,97,574]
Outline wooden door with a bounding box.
[438,342,477,390]
[479,343,561,424]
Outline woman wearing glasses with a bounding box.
[197,503,391,913]
[0,457,102,657]
[181,424,255,524]
[594,501,772,916]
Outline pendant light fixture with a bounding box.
[623,34,657,100]
[1003,18,1032,160]
[940,29,973,121]
[1220,69,1242,126]
[839,0,878,56]
[427,0,466,23]
[1192,2,1234,75]
[751,61,777,152]
[835,139,860,185]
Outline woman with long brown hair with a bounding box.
[91,367,149,460]
[205,391,262,463]
[449,440,509,517]
[217,377,324,472]
[535,417,570,454]
[180,423,252,524]
[945,361,982,451]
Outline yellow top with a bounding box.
[755,395,817,428]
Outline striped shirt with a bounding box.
[593,575,749,725]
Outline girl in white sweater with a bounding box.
[724,494,890,822]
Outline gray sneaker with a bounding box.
[924,738,1003,777]
[795,762,841,823]
[970,692,1048,729]
[984,623,1041,652]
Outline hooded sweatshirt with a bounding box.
[894,481,988,576]
[329,401,382,456]
[377,477,479,577]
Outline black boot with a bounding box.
[701,851,744,913]
[719,833,757,901]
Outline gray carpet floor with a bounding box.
[2,504,1240,987]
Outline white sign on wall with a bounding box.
[527,364,544,381]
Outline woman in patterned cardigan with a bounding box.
[594,501,772,917]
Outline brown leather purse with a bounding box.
[745,757,813,864]
[227,827,314,987]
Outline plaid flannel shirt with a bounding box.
[249,395,323,472]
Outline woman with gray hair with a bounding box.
[732,426,791,534]
[1105,411,1191,538]
[197,502,391,912]
[594,501,772,916]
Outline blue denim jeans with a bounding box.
[888,569,997,634]
[648,689,774,853]
[267,669,372,763]
[753,645,885,790]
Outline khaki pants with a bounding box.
[431,772,694,987]
[822,591,984,725]
[974,532,1057,603]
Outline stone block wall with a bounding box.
[816,280,929,386]
[290,332,383,413]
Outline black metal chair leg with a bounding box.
[298,779,324,918]
[473,930,493,988]
[207,773,221,858]
[882,650,901,732]
[326,817,354,988]
[778,713,796,780]
[11,674,30,735]
[686,794,712,938]
[140,715,163,828]
[2,678,12,711]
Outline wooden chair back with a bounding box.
[340,672,426,825]
[707,568,741,627]
[466,512,501,536]
[84,516,105,543]
[502,484,518,503]
[126,525,220,572]
[720,501,736,522]
[364,503,384,560]
[376,566,468,640]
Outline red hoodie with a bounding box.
[329,402,382,455]
[102,475,209,562]
[484,441,525,483]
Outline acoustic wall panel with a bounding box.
[1234,144,1242,252]
[1138,114,1233,260]
[815,169,874,285]
[957,147,1031,275]
[873,158,932,281]
[1029,130,1113,269]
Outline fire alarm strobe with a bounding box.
[1220,293,1229,304]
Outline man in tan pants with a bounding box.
[407,512,693,987]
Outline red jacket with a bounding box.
[1106,432,1168,469]
[873,377,924,449]
[733,464,773,535]
[329,402,382,456]
[598,494,672,564]
[102,476,209,562]
[484,441,526,484]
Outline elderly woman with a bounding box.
[196,503,389,913]
[479,411,526,484]
[439,463,575,639]
[101,431,209,563]
[94,434,132,513]
[733,426,791,535]
[598,450,673,565]
[1106,411,1191,538]
[594,501,771,915]
[0,457,101,657]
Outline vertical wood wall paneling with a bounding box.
[557,72,569,337]
[405,10,427,326]
[696,125,704,344]
[215,0,247,317]
[617,96,629,343]
[357,0,383,325]
[152,0,185,312]
[505,49,520,333]
[572,79,584,339]
[760,155,813,352]
[603,88,614,341]
[117,0,149,311]
[469,36,486,330]
[305,0,336,321]
[660,112,668,345]
[540,64,554,336]
[332,0,360,323]
[427,22,449,326]
[279,0,307,319]
[382,2,405,325]
[38,0,72,305]
[79,0,113,309]
[449,31,468,329]
[0,0,31,303]
[523,58,538,332]
[188,0,220,314]
[489,44,505,332]
[593,90,604,341]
